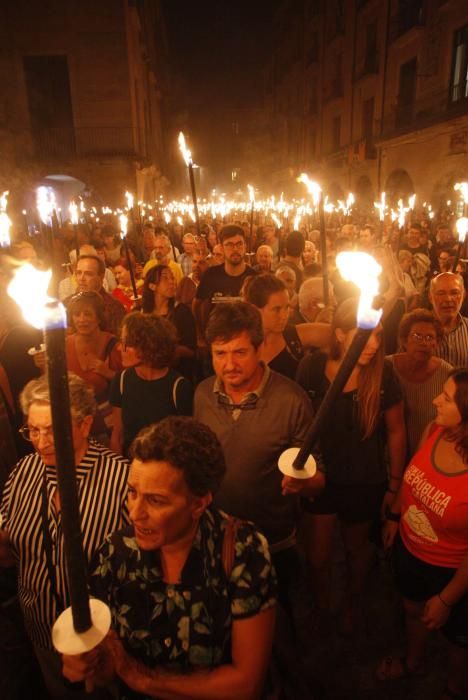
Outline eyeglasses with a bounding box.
[19,425,54,442]
[409,332,437,344]
[223,240,245,250]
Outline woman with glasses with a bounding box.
[110,312,193,457]
[389,309,453,459]
[142,264,196,380]
[0,373,129,699]
[65,291,122,442]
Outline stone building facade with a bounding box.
[263,0,468,207]
[0,0,170,210]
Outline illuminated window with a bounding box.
[450,25,468,103]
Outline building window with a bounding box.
[309,128,316,159]
[396,0,424,35]
[307,33,319,64]
[364,22,378,74]
[23,55,75,157]
[332,115,341,151]
[396,57,417,127]
[362,97,375,139]
[450,25,468,103]
[309,78,318,114]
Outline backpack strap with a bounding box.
[172,375,183,411]
[283,324,304,361]
[104,335,118,359]
[119,369,127,396]
[221,516,242,578]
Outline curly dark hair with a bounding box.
[398,308,444,345]
[242,273,286,308]
[68,291,106,330]
[205,301,264,349]
[122,312,176,368]
[130,416,226,496]
[142,264,175,313]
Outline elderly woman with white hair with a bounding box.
[0,373,129,700]
[291,277,335,325]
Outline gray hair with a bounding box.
[256,244,273,258]
[20,372,96,421]
[429,271,465,295]
[398,250,413,263]
[299,277,332,312]
[275,265,296,282]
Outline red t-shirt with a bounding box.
[400,425,468,568]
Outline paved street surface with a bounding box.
[1,536,452,700]
[289,534,450,700]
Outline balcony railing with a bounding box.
[16,126,147,161]
[379,83,468,139]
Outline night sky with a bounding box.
[162,0,282,110]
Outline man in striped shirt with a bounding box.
[429,272,468,368]
[0,373,129,700]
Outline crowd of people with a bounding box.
[0,209,468,700]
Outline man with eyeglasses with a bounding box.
[429,272,468,367]
[194,302,324,622]
[0,373,129,699]
[193,225,256,340]
[193,226,256,379]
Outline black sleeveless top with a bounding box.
[268,325,304,380]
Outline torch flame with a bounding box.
[297,174,321,207]
[0,212,11,247]
[37,186,56,225]
[271,214,281,228]
[178,132,192,166]
[247,184,255,204]
[125,191,134,211]
[456,217,468,243]
[374,192,386,222]
[69,202,79,225]
[163,212,171,225]
[408,194,416,210]
[0,191,9,211]
[336,252,382,330]
[119,214,128,239]
[454,182,468,204]
[7,264,54,329]
[0,191,11,247]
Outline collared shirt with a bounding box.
[90,508,276,699]
[177,252,193,277]
[435,315,468,368]
[0,442,129,649]
[194,368,316,548]
[213,363,270,420]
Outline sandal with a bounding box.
[376,655,423,681]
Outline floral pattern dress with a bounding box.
[90,507,276,699]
